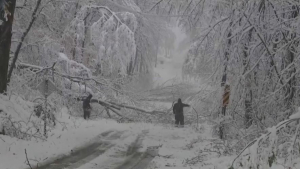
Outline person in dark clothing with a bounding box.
[173,98,190,127]
[83,94,93,119]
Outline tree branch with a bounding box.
[231,117,300,167]
[25,149,33,169]
[243,12,284,85]
[149,0,164,12]
[108,101,165,115]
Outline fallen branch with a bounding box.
[25,149,33,169]
[90,99,121,110]
[0,136,5,142]
[18,62,166,116]
[184,154,207,165]
[108,101,165,115]
[83,96,166,116]
[3,116,45,140]
[146,152,173,159]
[78,97,131,120]
[107,107,125,118]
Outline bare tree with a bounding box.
[0,0,16,93]
[7,0,42,83]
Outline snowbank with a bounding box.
[0,95,34,121]
[0,95,127,169]
[142,122,235,169]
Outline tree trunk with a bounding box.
[0,0,16,93]
[243,28,254,128]
[220,26,232,114]
[283,6,298,119]
[284,46,296,118]
[81,13,90,65]
[245,91,253,128]
[7,0,42,83]
[219,25,232,139]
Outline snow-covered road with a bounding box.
[0,110,233,169]
[31,121,234,169]
[153,26,190,86]
[37,130,157,169]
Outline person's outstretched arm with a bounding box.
[182,103,190,107]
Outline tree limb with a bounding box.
[243,12,284,85]
[108,101,165,115]
[17,62,166,116]
[231,117,300,167]
[90,99,121,110]
[25,149,33,169]
[149,0,164,12]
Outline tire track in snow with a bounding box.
[115,130,159,169]
[36,130,125,169]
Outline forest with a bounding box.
[0,0,300,169]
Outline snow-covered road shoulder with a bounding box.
[142,123,235,169]
[0,104,130,169]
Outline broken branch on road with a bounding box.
[146,152,173,159]
[108,101,166,115]
[25,149,33,169]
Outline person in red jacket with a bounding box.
[173,98,190,127]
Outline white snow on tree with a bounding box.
[62,5,137,77]
[57,52,92,78]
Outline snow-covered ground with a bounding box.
[0,94,232,169]
[0,93,295,169]
[0,101,126,169]
[0,95,229,169]
[142,122,234,169]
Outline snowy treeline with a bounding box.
[13,0,165,76]
[0,0,174,139]
[142,0,300,168]
[4,0,175,102]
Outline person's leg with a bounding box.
[180,115,184,127]
[84,111,87,119]
[87,110,90,119]
[175,115,179,127]
[222,106,227,116]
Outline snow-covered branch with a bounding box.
[231,111,300,169]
